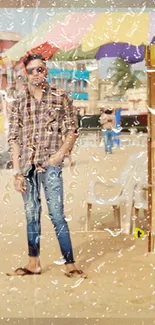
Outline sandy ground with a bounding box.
[0,136,154,321]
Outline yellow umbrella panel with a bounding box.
[81,12,149,51]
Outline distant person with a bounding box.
[99,107,115,154]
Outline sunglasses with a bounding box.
[26,66,45,75]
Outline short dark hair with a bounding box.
[104,108,113,115]
[23,53,46,67]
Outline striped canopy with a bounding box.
[2,11,155,64]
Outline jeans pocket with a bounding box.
[46,164,62,177]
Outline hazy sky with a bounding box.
[0,8,55,35]
[0,8,146,77]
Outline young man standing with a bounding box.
[7,54,86,278]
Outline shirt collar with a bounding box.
[26,82,50,97]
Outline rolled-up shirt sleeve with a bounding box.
[62,92,78,135]
[8,99,20,144]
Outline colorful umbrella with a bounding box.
[2,11,155,64]
[49,43,145,63]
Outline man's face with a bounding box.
[25,59,47,86]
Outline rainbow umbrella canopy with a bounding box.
[2,11,155,64]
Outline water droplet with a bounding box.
[2,193,10,204]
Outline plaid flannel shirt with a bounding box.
[8,83,78,175]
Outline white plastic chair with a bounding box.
[87,151,146,234]
[133,154,148,229]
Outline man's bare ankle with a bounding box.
[66,263,77,271]
[28,257,41,268]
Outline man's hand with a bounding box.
[46,131,77,167]
[13,175,26,193]
[48,152,64,166]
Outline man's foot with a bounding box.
[65,264,87,279]
[64,269,87,278]
[6,257,41,276]
[6,266,42,276]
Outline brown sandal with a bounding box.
[64,269,87,279]
[6,267,41,276]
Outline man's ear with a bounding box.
[46,67,48,77]
[23,66,28,79]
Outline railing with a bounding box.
[77,128,101,147]
[76,128,148,148]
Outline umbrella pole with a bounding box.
[146,45,155,252]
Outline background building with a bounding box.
[0,31,21,89]
[0,38,147,117]
[48,62,90,100]
[48,61,147,116]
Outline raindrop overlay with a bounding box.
[0,4,153,324]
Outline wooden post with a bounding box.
[146,45,155,252]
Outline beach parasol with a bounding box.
[2,11,155,64]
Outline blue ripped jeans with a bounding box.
[22,164,75,264]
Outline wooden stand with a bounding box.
[146,45,155,252]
